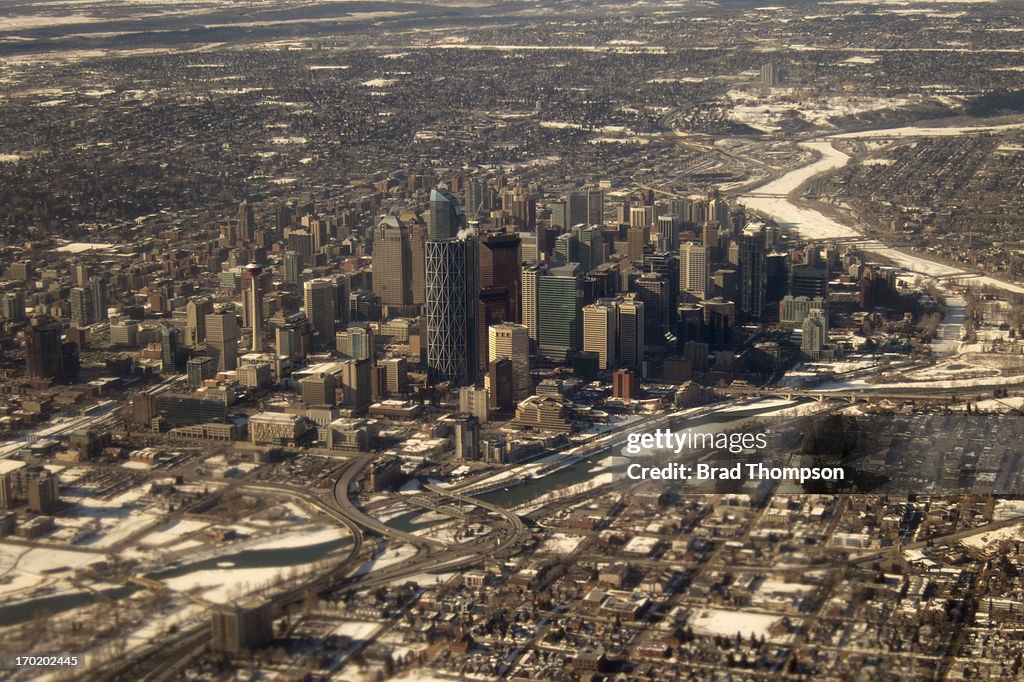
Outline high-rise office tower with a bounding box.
[583,300,617,370]
[739,224,767,318]
[339,358,372,412]
[427,188,466,240]
[89,275,108,323]
[790,263,829,299]
[186,296,213,348]
[273,312,312,360]
[303,278,337,351]
[26,316,67,380]
[766,252,790,305]
[372,215,412,307]
[617,297,645,370]
[510,192,537,231]
[567,192,589,228]
[275,201,292,234]
[521,264,542,343]
[478,288,510,375]
[69,286,94,328]
[488,323,530,400]
[630,205,653,228]
[245,263,264,352]
[549,199,568,231]
[555,232,579,267]
[465,178,489,219]
[336,324,373,361]
[283,250,304,286]
[679,242,709,302]
[286,229,314,262]
[627,226,647,264]
[408,215,427,307]
[801,308,827,359]
[238,199,255,243]
[332,275,351,326]
[1,290,25,323]
[306,216,328,254]
[479,232,522,323]
[380,357,409,396]
[537,262,582,362]
[587,188,604,225]
[425,236,478,386]
[574,225,603,273]
[160,325,183,372]
[708,193,730,225]
[187,356,216,388]
[205,308,239,371]
[702,297,735,349]
[348,290,378,322]
[635,272,670,345]
[519,232,539,265]
[657,215,678,252]
[211,599,273,655]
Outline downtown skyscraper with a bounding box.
[425,189,477,386]
[372,215,413,308]
[425,237,478,387]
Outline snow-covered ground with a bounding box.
[0,543,107,601]
[688,607,787,641]
[538,533,585,555]
[353,544,417,577]
[959,521,1024,550]
[726,89,915,132]
[387,571,456,588]
[995,500,1024,521]
[139,519,209,548]
[243,526,348,551]
[932,295,966,355]
[334,620,382,641]
[162,565,291,603]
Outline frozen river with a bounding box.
[738,130,1024,296]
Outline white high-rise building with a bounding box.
[583,300,617,370]
[521,264,542,343]
[488,323,530,400]
[629,205,653,228]
[801,308,828,359]
[679,242,709,301]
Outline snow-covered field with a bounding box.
[726,90,915,132]
[689,607,787,641]
[959,521,1024,550]
[539,533,585,554]
[353,544,417,577]
[162,564,292,603]
[334,620,381,641]
[139,519,209,548]
[0,543,107,601]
